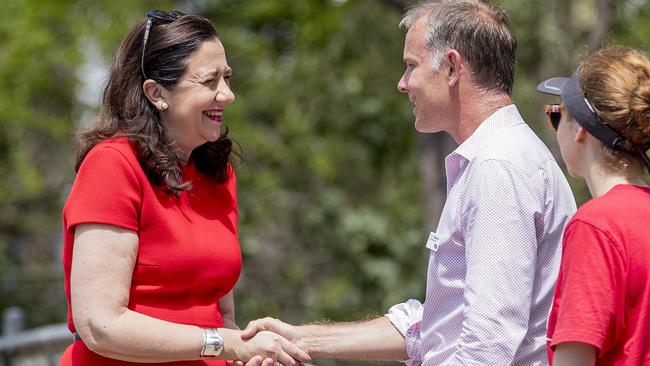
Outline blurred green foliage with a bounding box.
[1,0,82,327]
[0,1,648,357]
[212,0,425,323]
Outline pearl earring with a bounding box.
[160,101,169,110]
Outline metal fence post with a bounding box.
[0,307,23,366]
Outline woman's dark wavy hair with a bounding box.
[75,12,237,194]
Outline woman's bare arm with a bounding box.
[220,290,239,329]
[71,224,308,364]
[553,342,597,366]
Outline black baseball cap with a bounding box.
[537,69,625,150]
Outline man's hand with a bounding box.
[238,315,405,362]
[234,330,310,366]
[241,318,301,346]
[237,318,305,366]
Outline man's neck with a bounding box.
[450,93,513,144]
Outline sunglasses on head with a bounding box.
[544,104,564,133]
[141,10,185,79]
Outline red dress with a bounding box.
[60,138,241,365]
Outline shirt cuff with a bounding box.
[385,299,424,336]
[404,321,422,366]
[385,299,423,366]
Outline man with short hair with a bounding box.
[242,1,576,365]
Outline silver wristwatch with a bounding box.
[200,328,224,357]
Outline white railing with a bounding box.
[0,308,71,366]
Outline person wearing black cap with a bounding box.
[538,46,650,365]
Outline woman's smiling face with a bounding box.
[159,37,235,157]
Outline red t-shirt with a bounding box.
[547,184,650,365]
[60,138,241,365]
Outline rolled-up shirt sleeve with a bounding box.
[386,299,424,365]
[454,159,542,364]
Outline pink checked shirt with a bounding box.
[386,105,576,366]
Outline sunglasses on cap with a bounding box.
[544,104,564,133]
[141,10,185,79]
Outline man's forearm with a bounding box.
[297,316,407,361]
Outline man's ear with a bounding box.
[446,49,462,87]
[143,80,169,111]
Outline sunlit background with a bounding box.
[1,0,648,364]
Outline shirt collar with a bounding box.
[452,104,524,161]
[444,104,524,189]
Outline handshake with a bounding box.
[231,317,309,366]
[227,315,404,365]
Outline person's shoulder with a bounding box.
[92,136,136,154]
[81,137,140,174]
[86,137,137,161]
[477,113,554,170]
[570,185,648,229]
[590,182,648,205]
[571,192,610,220]
[493,125,550,156]
[564,199,623,255]
[475,132,555,179]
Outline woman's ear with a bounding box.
[143,80,169,111]
[574,125,588,144]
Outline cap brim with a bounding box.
[536,77,570,95]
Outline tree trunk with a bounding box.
[418,133,456,229]
[589,0,615,51]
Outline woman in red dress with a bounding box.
[59,10,310,366]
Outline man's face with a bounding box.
[397,17,451,133]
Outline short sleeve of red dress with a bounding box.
[62,141,144,335]
[64,144,142,232]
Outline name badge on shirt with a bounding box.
[426,231,441,251]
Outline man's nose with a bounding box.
[397,73,408,93]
